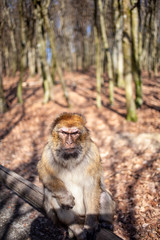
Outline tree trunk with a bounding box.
[122,0,137,122]
[98,0,114,105]
[40,0,70,107]
[34,0,54,103]
[94,0,102,108]
[113,0,124,88]
[94,26,102,108]
[141,9,149,71]
[0,52,7,113]
[17,0,26,104]
[3,47,9,76]
[131,0,143,108]
[28,48,36,76]
[17,72,23,104]
[151,1,158,76]
[4,1,17,75]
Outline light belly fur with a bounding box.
[60,171,86,216]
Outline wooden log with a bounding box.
[0,164,123,240]
[96,229,123,240]
[0,164,45,215]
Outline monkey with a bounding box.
[37,112,115,240]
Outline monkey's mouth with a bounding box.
[64,148,76,153]
[63,148,79,160]
[56,147,81,160]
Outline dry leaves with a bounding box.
[0,70,160,239]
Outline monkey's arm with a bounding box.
[84,145,101,230]
[37,150,75,209]
[84,180,101,230]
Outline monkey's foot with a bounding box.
[68,228,88,240]
[67,229,76,239]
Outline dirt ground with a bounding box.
[0,69,160,240]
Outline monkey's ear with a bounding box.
[50,112,87,131]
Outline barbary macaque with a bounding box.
[37,112,115,239]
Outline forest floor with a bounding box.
[0,69,160,240]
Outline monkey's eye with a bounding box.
[58,130,67,136]
[61,131,68,135]
[71,131,79,135]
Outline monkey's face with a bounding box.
[50,113,89,164]
[54,126,84,160]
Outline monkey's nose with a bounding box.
[65,143,75,149]
[66,135,73,145]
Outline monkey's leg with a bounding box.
[45,195,85,239]
[44,187,86,239]
[44,188,84,239]
[57,211,86,240]
[43,187,59,224]
[99,191,116,230]
[68,224,87,240]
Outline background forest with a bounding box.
[0,0,160,119]
[0,0,160,240]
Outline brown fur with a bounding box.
[37,113,115,240]
[51,112,86,130]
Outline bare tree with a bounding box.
[98,0,114,105]
[122,0,137,121]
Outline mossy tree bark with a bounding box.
[28,47,36,77]
[113,0,124,88]
[122,0,137,122]
[0,51,7,113]
[39,0,70,107]
[17,0,26,104]
[131,0,143,108]
[94,0,102,108]
[94,27,102,108]
[34,0,54,104]
[141,1,157,78]
[3,0,17,75]
[58,0,73,71]
[150,1,158,76]
[98,0,114,105]
[0,77,7,114]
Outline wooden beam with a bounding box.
[0,164,45,215]
[0,164,123,240]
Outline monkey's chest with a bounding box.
[69,181,86,215]
[61,175,86,216]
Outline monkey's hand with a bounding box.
[56,192,75,210]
